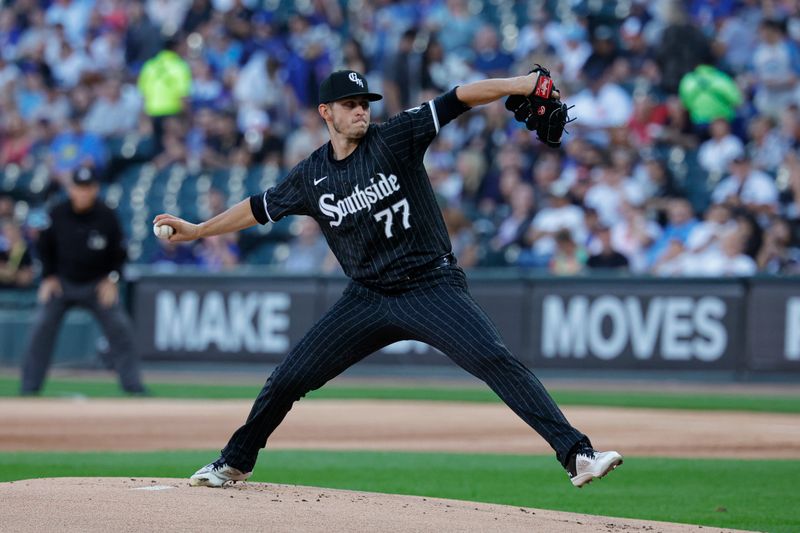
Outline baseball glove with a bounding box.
[505,65,574,148]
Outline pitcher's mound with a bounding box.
[1,477,738,532]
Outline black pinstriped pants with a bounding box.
[221,267,589,472]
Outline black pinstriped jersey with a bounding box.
[250,89,470,287]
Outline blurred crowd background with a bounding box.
[2,0,800,287]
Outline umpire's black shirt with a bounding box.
[39,200,127,283]
[250,89,470,287]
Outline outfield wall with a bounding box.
[1,272,798,374]
[126,272,800,374]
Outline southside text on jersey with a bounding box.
[318,172,401,227]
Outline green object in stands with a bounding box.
[137,50,192,117]
[678,65,742,125]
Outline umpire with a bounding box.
[20,167,146,395]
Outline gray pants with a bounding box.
[20,279,144,394]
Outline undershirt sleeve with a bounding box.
[433,87,471,129]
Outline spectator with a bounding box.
[281,217,333,273]
[443,206,479,269]
[685,203,737,254]
[587,225,629,271]
[711,154,779,217]
[196,234,240,271]
[0,221,34,288]
[646,197,699,269]
[14,69,48,122]
[284,109,328,168]
[222,0,254,42]
[202,23,244,75]
[782,150,800,222]
[49,39,91,88]
[382,29,422,116]
[665,228,757,276]
[611,201,662,273]
[549,228,587,275]
[514,8,560,60]
[0,111,33,167]
[83,76,142,137]
[26,117,58,168]
[655,94,700,150]
[638,156,683,219]
[583,26,621,78]
[714,2,761,74]
[425,0,484,61]
[234,53,292,115]
[49,111,108,183]
[149,239,203,270]
[284,14,335,108]
[627,92,669,148]
[152,116,189,170]
[239,108,283,165]
[654,0,712,94]
[45,0,93,46]
[15,9,51,60]
[181,0,213,35]
[490,182,535,253]
[146,0,191,37]
[124,1,163,70]
[697,118,744,176]
[570,63,634,138]
[425,34,478,91]
[137,36,191,151]
[30,84,71,127]
[619,16,659,87]
[779,106,800,149]
[189,59,224,109]
[734,211,763,259]
[0,55,20,93]
[751,18,800,120]
[757,217,800,273]
[0,195,14,223]
[530,154,562,199]
[584,161,646,227]
[522,181,586,268]
[747,115,788,174]
[557,24,592,84]
[471,24,513,77]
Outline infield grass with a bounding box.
[1,375,799,413]
[1,450,797,532]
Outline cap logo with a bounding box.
[348,72,364,88]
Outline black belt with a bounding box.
[357,253,457,291]
[401,253,456,280]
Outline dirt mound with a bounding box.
[0,477,744,532]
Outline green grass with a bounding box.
[1,450,797,532]
[1,375,800,413]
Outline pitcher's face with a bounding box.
[324,97,370,141]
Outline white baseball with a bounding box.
[153,223,175,239]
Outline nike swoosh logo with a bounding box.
[314,175,328,186]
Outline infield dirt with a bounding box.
[1,398,798,458]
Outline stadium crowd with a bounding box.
[2,0,800,285]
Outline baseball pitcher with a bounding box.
[154,68,620,489]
